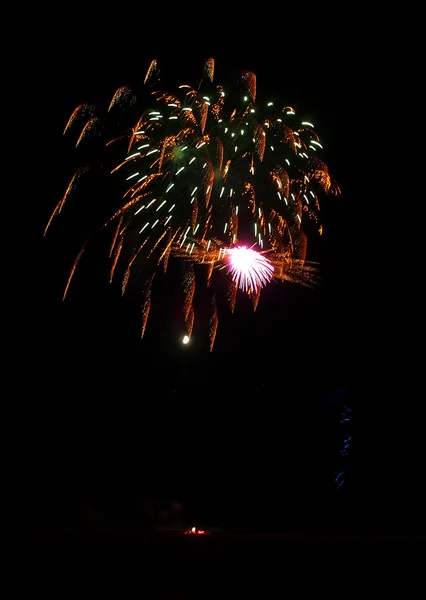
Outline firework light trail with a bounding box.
[45,57,340,350]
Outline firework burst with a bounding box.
[225,246,274,293]
[45,58,340,350]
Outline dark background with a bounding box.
[22,50,362,524]
[4,25,424,593]
[38,53,359,404]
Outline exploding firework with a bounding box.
[45,57,340,350]
[226,246,274,293]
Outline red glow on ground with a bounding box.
[183,526,210,535]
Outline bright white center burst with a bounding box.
[226,246,274,293]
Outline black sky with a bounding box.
[17,46,369,531]
[38,53,360,401]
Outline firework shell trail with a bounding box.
[45,57,340,350]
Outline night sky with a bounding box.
[20,46,368,533]
[4,25,424,596]
[38,53,359,399]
